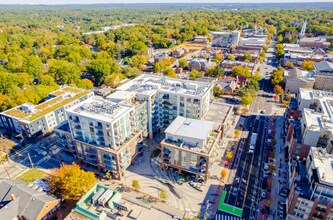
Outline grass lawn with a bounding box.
[18,169,47,183]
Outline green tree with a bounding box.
[247,78,260,91]
[231,66,251,78]
[77,79,93,89]
[163,67,176,78]
[271,67,284,85]
[48,60,81,85]
[212,54,224,63]
[153,61,166,73]
[132,180,140,190]
[241,93,253,106]
[207,65,224,78]
[123,67,141,79]
[129,55,147,68]
[104,171,112,180]
[301,60,315,71]
[213,85,223,97]
[179,58,188,68]
[243,52,252,62]
[227,55,235,61]
[87,59,120,85]
[22,56,44,77]
[105,73,126,88]
[48,163,97,200]
[277,34,284,43]
[189,70,201,80]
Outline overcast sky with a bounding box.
[0,0,331,4]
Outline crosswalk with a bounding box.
[215,213,246,220]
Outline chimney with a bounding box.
[10,194,16,200]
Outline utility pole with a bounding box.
[28,153,34,168]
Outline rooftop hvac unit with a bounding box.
[91,188,105,205]
[98,189,114,207]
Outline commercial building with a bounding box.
[65,97,146,179]
[284,68,315,94]
[193,36,209,44]
[286,148,333,220]
[220,60,255,73]
[160,116,222,182]
[313,61,333,90]
[0,179,60,220]
[116,74,213,138]
[211,31,241,49]
[299,37,330,49]
[298,88,333,153]
[282,53,324,67]
[0,86,93,138]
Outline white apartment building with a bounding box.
[211,31,241,49]
[66,97,146,179]
[116,74,213,138]
[0,86,93,138]
[298,88,333,151]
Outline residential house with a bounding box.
[154,53,168,63]
[217,81,237,94]
[189,58,216,72]
[193,36,209,44]
[172,48,186,58]
[0,179,60,220]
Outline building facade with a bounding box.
[65,97,146,180]
[160,116,222,182]
[116,74,213,138]
[211,31,241,49]
[313,61,333,91]
[0,86,93,138]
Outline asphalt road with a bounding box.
[223,113,270,219]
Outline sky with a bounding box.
[0,0,331,4]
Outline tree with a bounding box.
[277,34,284,43]
[273,85,284,95]
[159,188,168,200]
[301,60,315,71]
[231,66,251,78]
[22,56,44,77]
[48,60,81,85]
[252,72,262,81]
[87,59,120,85]
[234,129,241,137]
[153,61,166,73]
[270,67,284,85]
[220,169,227,181]
[212,54,224,63]
[163,67,176,78]
[77,79,93,89]
[179,58,188,68]
[48,163,97,200]
[129,55,147,68]
[189,70,201,80]
[241,93,253,106]
[105,73,126,88]
[284,61,294,68]
[213,85,223,97]
[104,171,112,180]
[227,55,235,61]
[207,65,224,78]
[226,151,233,162]
[132,180,140,190]
[247,79,260,91]
[123,67,141,79]
[243,52,252,62]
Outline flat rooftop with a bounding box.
[66,97,133,122]
[311,147,333,186]
[2,86,90,122]
[165,116,214,141]
[203,101,233,130]
[116,74,212,97]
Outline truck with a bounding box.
[250,133,257,150]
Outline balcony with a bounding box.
[313,213,324,219]
[95,124,103,130]
[97,130,104,136]
[73,118,80,123]
[315,207,326,212]
[75,125,81,130]
[97,136,105,142]
[85,149,95,155]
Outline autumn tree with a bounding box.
[104,171,112,180]
[77,79,94,89]
[212,54,224,63]
[132,180,140,190]
[270,67,284,85]
[105,73,126,88]
[189,70,201,80]
[231,66,251,78]
[213,85,223,97]
[227,55,235,61]
[284,61,294,68]
[207,65,224,78]
[179,58,188,68]
[243,52,252,62]
[129,55,147,68]
[48,163,97,200]
[273,85,284,95]
[163,67,176,78]
[301,60,315,71]
[226,151,233,162]
[220,169,227,181]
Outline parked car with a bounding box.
[233,188,238,196]
[261,191,267,199]
[263,171,268,179]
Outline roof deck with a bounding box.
[3,86,90,121]
[116,74,212,97]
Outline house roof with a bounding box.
[217,81,237,91]
[165,116,214,141]
[0,179,59,220]
[314,61,333,72]
[284,68,314,81]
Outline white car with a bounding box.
[248,149,254,154]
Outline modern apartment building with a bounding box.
[211,31,241,49]
[160,116,222,182]
[0,86,93,138]
[298,88,333,152]
[116,74,213,138]
[65,97,147,180]
[286,147,333,220]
